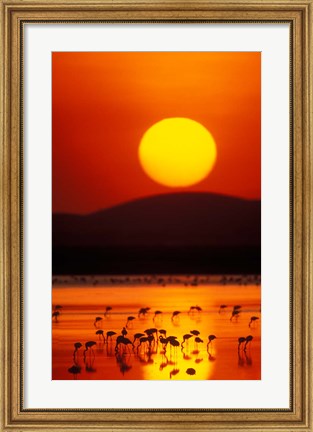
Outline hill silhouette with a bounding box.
[53,192,260,275]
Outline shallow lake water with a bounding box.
[52,276,261,381]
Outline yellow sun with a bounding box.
[138,118,217,187]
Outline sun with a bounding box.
[138,118,217,187]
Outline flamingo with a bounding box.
[190,330,200,336]
[181,334,193,348]
[138,307,150,318]
[186,368,196,376]
[188,305,202,315]
[115,335,133,352]
[104,306,112,317]
[249,316,259,327]
[207,335,217,349]
[133,333,145,345]
[52,311,60,322]
[73,342,82,359]
[126,316,136,328]
[96,329,105,342]
[244,335,253,351]
[218,304,227,313]
[94,317,103,328]
[106,331,116,342]
[194,337,203,349]
[238,337,246,350]
[84,341,96,358]
[121,327,127,337]
[153,311,162,322]
[171,311,181,321]
[230,310,240,321]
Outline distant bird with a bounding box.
[138,335,154,351]
[194,337,203,345]
[181,334,193,348]
[207,335,217,348]
[244,335,253,351]
[94,317,103,328]
[233,305,242,311]
[218,304,227,313]
[73,342,82,359]
[171,311,181,321]
[106,331,117,341]
[96,329,105,342]
[153,311,162,322]
[104,306,112,317]
[249,316,259,327]
[52,311,60,322]
[126,316,136,328]
[238,337,246,350]
[186,368,196,376]
[144,328,158,338]
[190,330,200,336]
[84,341,96,358]
[230,310,240,321]
[54,305,62,311]
[133,333,145,344]
[188,305,202,314]
[115,335,133,352]
[138,307,150,318]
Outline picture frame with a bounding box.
[0,0,312,431]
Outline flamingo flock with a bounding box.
[54,300,260,380]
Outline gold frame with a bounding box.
[0,1,312,431]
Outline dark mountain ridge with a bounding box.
[53,192,260,248]
[53,192,260,275]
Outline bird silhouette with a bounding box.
[153,311,162,322]
[181,334,193,348]
[54,305,62,312]
[171,311,181,321]
[188,305,202,315]
[218,304,227,314]
[186,367,196,376]
[190,330,200,336]
[230,310,240,321]
[126,316,136,328]
[233,305,242,311]
[106,331,117,342]
[84,341,96,359]
[52,311,60,322]
[244,335,253,351]
[115,335,133,352]
[249,316,259,327]
[104,306,112,317]
[238,337,246,350]
[121,327,128,337]
[96,329,105,342]
[94,317,103,328]
[133,333,145,344]
[73,342,82,359]
[207,335,217,349]
[138,307,150,318]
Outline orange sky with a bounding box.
[52,52,260,214]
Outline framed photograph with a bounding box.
[1,0,312,431]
